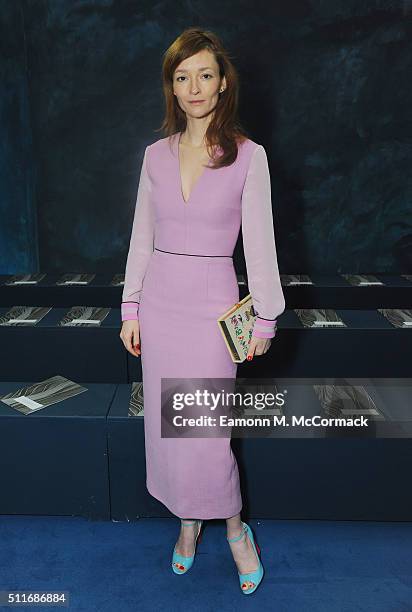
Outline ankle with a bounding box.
[227,526,245,540]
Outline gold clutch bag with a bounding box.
[217,293,257,363]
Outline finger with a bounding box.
[252,339,268,356]
[263,340,271,353]
[126,332,140,357]
[132,328,141,353]
[246,338,256,361]
[130,345,140,357]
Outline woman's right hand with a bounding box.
[119,320,141,357]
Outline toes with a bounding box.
[242,581,255,589]
[174,562,185,570]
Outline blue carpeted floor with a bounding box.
[1,516,412,611]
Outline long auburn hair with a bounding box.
[156,27,250,169]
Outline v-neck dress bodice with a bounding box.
[121,132,285,335]
[119,132,286,519]
[177,131,212,204]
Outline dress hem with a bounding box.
[146,481,243,520]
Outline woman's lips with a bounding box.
[189,100,205,104]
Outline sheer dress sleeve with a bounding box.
[121,146,155,321]
[241,145,286,339]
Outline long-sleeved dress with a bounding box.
[121,132,285,519]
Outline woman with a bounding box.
[119,28,285,595]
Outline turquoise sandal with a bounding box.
[172,519,203,574]
[227,521,264,594]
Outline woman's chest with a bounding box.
[178,145,211,204]
[149,148,246,224]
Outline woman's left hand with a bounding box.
[246,336,272,360]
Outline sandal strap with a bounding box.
[227,522,247,543]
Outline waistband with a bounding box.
[154,248,233,258]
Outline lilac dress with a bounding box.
[121,132,285,519]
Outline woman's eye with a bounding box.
[176,74,213,82]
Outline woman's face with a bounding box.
[173,48,226,120]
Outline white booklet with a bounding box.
[59,306,110,326]
[313,383,382,419]
[4,273,46,285]
[377,309,412,328]
[111,273,125,286]
[0,305,52,325]
[295,308,346,327]
[0,375,88,415]
[56,273,96,285]
[281,274,313,285]
[128,381,144,417]
[343,274,383,286]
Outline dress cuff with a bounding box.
[121,301,139,321]
[252,316,277,339]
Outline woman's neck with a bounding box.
[179,122,210,148]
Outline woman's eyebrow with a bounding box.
[175,66,214,73]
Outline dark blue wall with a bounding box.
[1,1,37,272]
[2,0,411,275]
